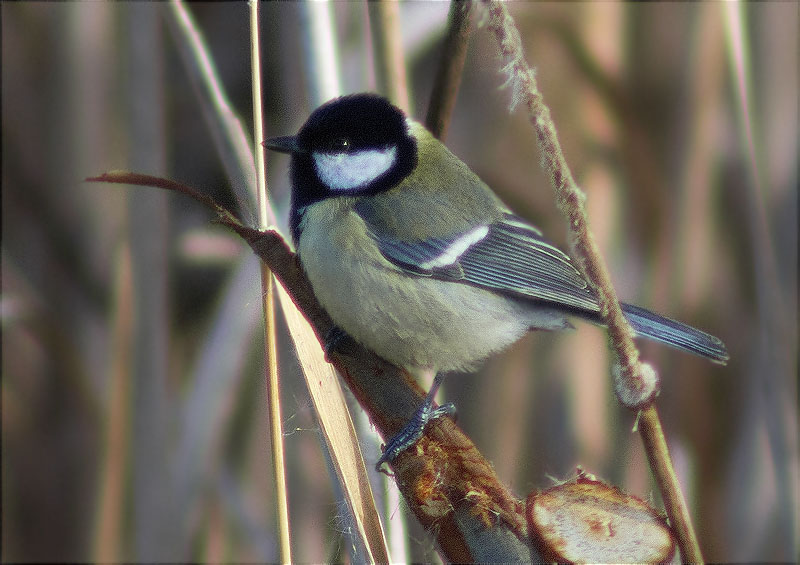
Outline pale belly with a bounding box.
[297,202,569,372]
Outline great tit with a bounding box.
[265,93,728,468]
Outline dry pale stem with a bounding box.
[249,2,291,562]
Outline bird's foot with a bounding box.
[323,325,348,361]
[375,373,454,472]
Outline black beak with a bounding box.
[263,135,303,155]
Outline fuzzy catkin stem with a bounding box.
[479,2,703,562]
[481,0,655,406]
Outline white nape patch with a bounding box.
[313,146,397,191]
[420,225,489,269]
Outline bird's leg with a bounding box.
[323,325,349,361]
[375,371,456,472]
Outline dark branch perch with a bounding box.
[87,171,676,563]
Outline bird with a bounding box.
[264,92,728,469]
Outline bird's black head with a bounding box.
[265,93,417,242]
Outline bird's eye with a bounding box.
[322,137,351,153]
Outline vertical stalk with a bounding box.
[249,1,291,562]
[92,244,133,562]
[425,0,473,140]
[368,0,410,112]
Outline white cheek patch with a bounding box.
[313,146,397,191]
[420,225,489,269]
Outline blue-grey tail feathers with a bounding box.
[620,303,729,364]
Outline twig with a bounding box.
[425,0,473,140]
[88,170,539,561]
[478,1,703,562]
[224,225,535,563]
[638,406,703,563]
[88,169,680,562]
[167,1,258,220]
[480,0,657,407]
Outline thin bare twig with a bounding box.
[167,1,258,220]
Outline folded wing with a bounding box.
[366,211,728,363]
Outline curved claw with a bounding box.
[375,374,454,472]
[323,326,348,361]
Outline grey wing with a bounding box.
[369,211,600,313]
[363,210,730,363]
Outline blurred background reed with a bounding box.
[2,2,796,562]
